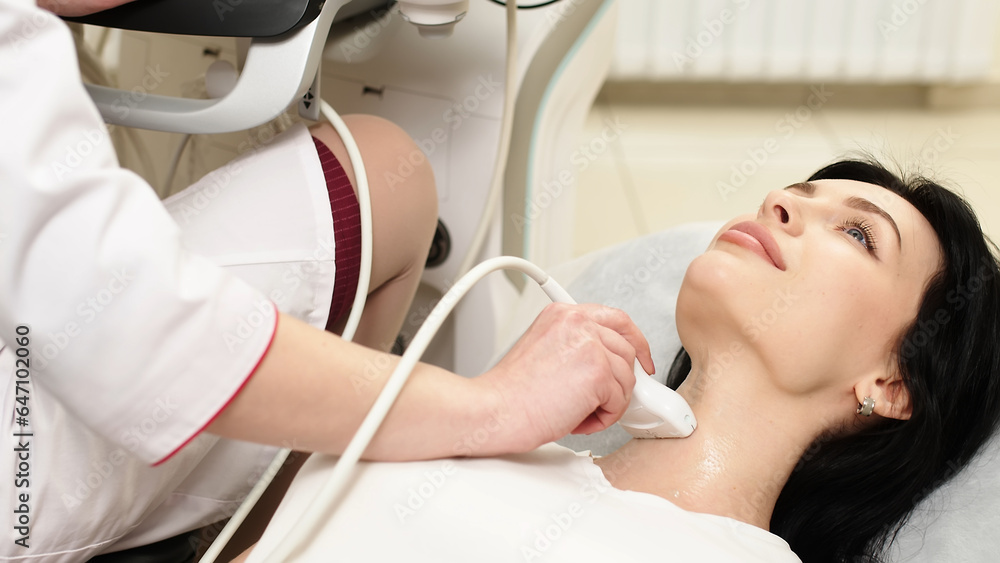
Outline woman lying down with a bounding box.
[246,159,1000,563]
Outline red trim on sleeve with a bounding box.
[153,302,280,466]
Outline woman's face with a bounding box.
[677,179,942,398]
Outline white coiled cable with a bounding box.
[208,0,517,555]
[455,0,518,277]
[198,98,374,563]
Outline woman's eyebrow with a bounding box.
[784,181,902,248]
[845,196,902,248]
[784,181,816,194]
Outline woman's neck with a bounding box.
[594,359,827,530]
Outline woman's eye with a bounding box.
[846,227,867,245]
[841,218,878,254]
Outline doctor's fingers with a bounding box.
[595,325,636,408]
[572,304,654,376]
[566,332,633,435]
[555,319,634,403]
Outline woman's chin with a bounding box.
[681,250,762,300]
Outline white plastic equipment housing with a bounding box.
[84,0,349,133]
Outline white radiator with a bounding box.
[610,0,1000,82]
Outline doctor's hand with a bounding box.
[474,303,654,454]
[39,0,138,17]
[207,307,652,463]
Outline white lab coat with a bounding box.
[0,1,338,558]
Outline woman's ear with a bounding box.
[856,371,912,421]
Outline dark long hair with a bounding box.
[666,159,1000,562]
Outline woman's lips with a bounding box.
[717,221,786,270]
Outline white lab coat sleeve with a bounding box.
[0,2,278,464]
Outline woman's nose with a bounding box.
[761,190,804,236]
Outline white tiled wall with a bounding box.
[610,0,1000,83]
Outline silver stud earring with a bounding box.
[857,396,875,417]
